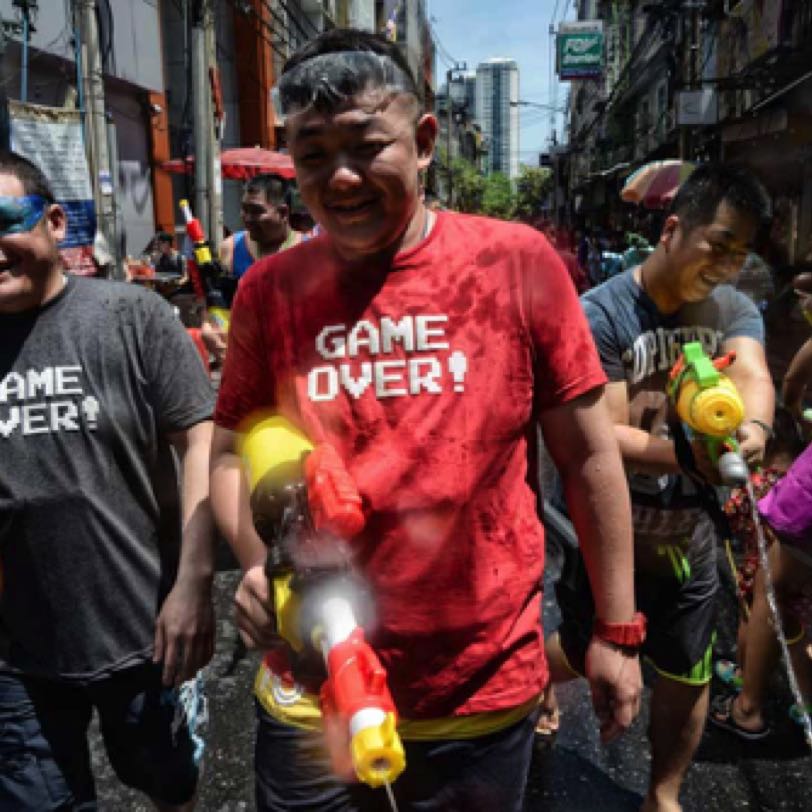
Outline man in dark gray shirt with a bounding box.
[546,164,775,812]
[0,150,217,810]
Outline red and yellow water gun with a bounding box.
[240,417,405,788]
[667,341,749,485]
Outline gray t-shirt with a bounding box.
[0,276,214,681]
[582,269,764,542]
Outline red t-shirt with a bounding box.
[215,211,606,718]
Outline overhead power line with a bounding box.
[428,17,459,71]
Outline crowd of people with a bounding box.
[2,25,812,812]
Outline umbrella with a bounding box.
[620,160,696,209]
[162,146,296,180]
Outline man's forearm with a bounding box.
[210,449,266,572]
[542,390,637,624]
[615,424,680,476]
[737,373,775,427]
[174,423,217,584]
[562,447,636,623]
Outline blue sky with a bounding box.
[427,0,575,164]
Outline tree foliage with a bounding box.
[450,157,485,213]
[440,157,547,222]
[481,173,515,220]
[514,165,552,221]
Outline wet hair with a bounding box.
[244,173,288,206]
[0,149,56,203]
[280,28,419,115]
[669,163,770,235]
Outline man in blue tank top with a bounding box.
[218,173,301,280]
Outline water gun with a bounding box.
[240,416,405,788]
[667,341,749,486]
[178,199,227,308]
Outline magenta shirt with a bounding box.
[758,442,812,547]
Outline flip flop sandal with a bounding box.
[789,702,812,726]
[714,659,743,692]
[709,693,770,741]
[535,707,560,738]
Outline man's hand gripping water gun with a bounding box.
[667,341,749,486]
[240,417,406,788]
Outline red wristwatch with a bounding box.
[592,612,647,650]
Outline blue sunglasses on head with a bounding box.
[0,195,49,237]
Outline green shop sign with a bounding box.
[557,22,604,80]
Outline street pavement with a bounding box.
[91,536,812,811]
[528,536,812,812]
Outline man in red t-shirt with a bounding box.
[210,29,642,811]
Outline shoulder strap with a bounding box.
[669,417,733,539]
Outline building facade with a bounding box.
[560,0,812,266]
[0,0,435,264]
[476,58,519,179]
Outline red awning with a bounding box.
[162,146,295,180]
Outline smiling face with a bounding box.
[0,173,66,314]
[240,191,289,248]
[286,89,436,262]
[661,200,758,306]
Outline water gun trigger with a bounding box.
[304,444,365,539]
[712,351,736,372]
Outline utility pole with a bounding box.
[1,2,32,147]
[205,11,222,249]
[0,14,21,150]
[445,61,466,209]
[76,0,118,277]
[12,1,37,103]
[191,0,220,247]
[446,67,452,208]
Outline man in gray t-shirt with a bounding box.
[546,164,775,812]
[0,151,217,810]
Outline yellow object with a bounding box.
[208,306,231,332]
[272,574,304,651]
[239,415,313,492]
[352,712,406,788]
[254,658,541,739]
[674,373,744,438]
[193,243,213,265]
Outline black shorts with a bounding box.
[254,702,539,812]
[0,662,206,810]
[556,517,718,684]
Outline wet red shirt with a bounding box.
[215,211,606,718]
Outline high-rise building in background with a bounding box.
[475,58,519,179]
[462,71,477,116]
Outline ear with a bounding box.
[45,203,67,243]
[659,214,679,249]
[415,113,438,172]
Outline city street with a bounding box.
[92,543,812,812]
[4,3,812,811]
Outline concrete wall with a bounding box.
[0,0,164,92]
[107,88,154,257]
[348,0,376,30]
